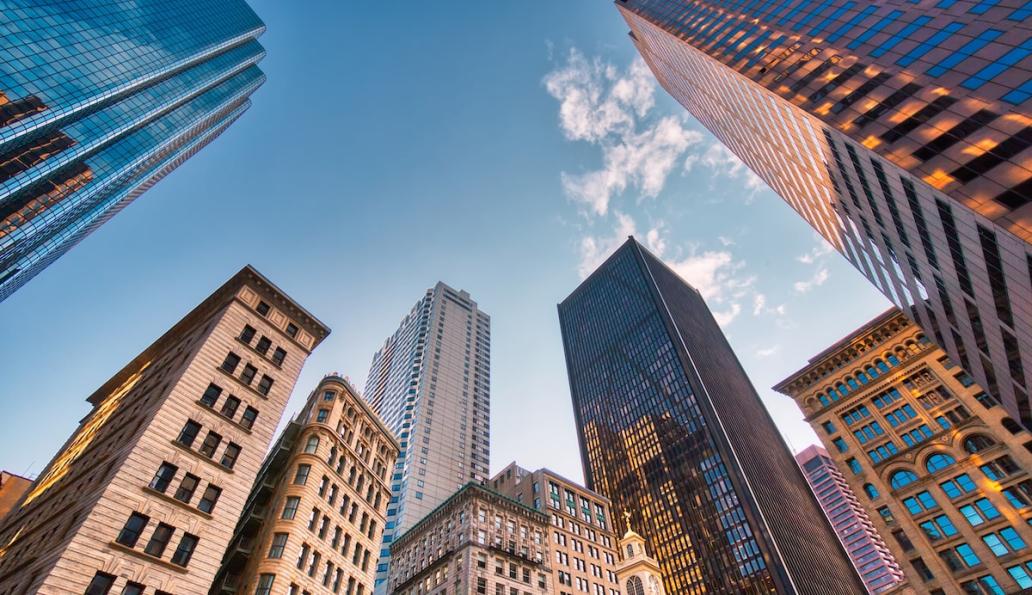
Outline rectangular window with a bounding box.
[170,533,198,567]
[927,29,1003,77]
[149,462,178,493]
[283,496,301,519]
[317,409,329,423]
[896,22,964,67]
[200,383,222,407]
[241,364,257,385]
[220,443,241,470]
[269,532,289,558]
[258,375,274,396]
[256,301,271,316]
[174,473,199,503]
[287,323,299,338]
[176,420,201,448]
[241,406,259,430]
[273,347,287,365]
[221,352,241,374]
[256,574,276,595]
[116,512,150,547]
[240,325,256,344]
[962,38,1032,90]
[199,431,222,458]
[220,396,241,419]
[85,572,116,595]
[144,523,175,557]
[198,485,222,514]
[256,336,272,354]
[294,464,311,485]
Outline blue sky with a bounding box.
[0,1,890,484]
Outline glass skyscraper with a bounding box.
[614,0,1032,431]
[558,237,864,594]
[0,0,266,301]
[363,282,491,592]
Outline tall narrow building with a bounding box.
[558,237,864,594]
[795,445,906,594]
[0,266,328,594]
[210,374,399,595]
[363,282,491,592]
[0,0,267,301]
[614,0,1032,429]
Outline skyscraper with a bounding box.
[795,445,906,594]
[558,237,864,594]
[0,0,266,301]
[0,265,328,594]
[363,282,491,592]
[614,0,1032,430]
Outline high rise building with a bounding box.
[776,308,1032,594]
[795,445,906,593]
[614,0,1032,430]
[386,483,551,595]
[0,265,328,594]
[490,462,623,595]
[211,374,399,595]
[558,236,864,594]
[0,0,266,301]
[363,282,491,592]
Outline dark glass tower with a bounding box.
[0,1,266,300]
[558,237,864,594]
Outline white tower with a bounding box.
[615,512,666,595]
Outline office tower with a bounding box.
[558,237,864,594]
[0,471,30,520]
[776,308,1032,593]
[211,374,399,595]
[615,521,666,595]
[614,0,1032,430]
[387,483,551,595]
[0,0,266,301]
[795,445,906,594]
[490,462,622,595]
[0,266,328,594]
[364,282,491,591]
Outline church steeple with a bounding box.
[615,512,666,595]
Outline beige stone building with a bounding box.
[211,373,399,595]
[613,520,665,595]
[0,472,31,521]
[776,309,1032,594]
[0,265,329,595]
[388,483,551,595]
[490,463,620,595]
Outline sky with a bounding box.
[0,1,891,485]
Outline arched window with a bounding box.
[917,334,931,345]
[876,360,890,374]
[863,484,879,500]
[304,435,320,454]
[963,435,995,453]
[1002,418,1023,435]
[818,393,831,406]
[856,370,870,384]
[626,576,644,595]
[626,544,635,558]
[846,377,859,390]
[889,470,919,490]
[887,354,901,367]
[925,453,956,474]
[836,383,848,398]
[866,365,879,379]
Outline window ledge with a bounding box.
[196,400,254,435]
[108,541,188,574]
[142,486,214,520]
[215,366,270,400]
[170,439,236,474]
[235,336,285,370]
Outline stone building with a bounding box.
[388,483,551,595]
[777,308,1032,593]
[211,374,399,595]
[0,265,328,594]
[613,518,665,595]
[490,463,621,595]
[0,472,31,520]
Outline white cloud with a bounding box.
[684,142,766,198]
[577,212,639,279]
[755,345,780,358]
[793,267,830,293]
[752,292,787,317]
[717,235,735,247]
[713,303,742,327]
[797,237,835,264]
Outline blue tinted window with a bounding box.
[969,0,1000,13]
[827,4,876,42]
[775,0,811,25]
[927,29,1003,77]
[733,28,774,63]
[1010,0,1032,20]
[936,0,957,6]
[871,16,933,58]
[1002,78,1032,104]
[896,22,965,67]
[849,11,904,50]
[794,0,837,33]
[962,38,1032,90]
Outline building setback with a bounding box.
[0,0,267,301]
[795,445,906,593]
[614,0,1032,431]
[558,236,864,594]
[777,309,1032,593]
[0,266,328,594]
[211,374,399,595]
[387,483,551,595]
[364,282,491,592]
[490,462,622,595]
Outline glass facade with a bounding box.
[559,237,863,594]
[0,0,266,300]
[615,0,1032,436]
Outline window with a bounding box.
[283,496,301,519]
[144,523,175,557]
[199,431,222,458]
[269,533,289,558]
[221,443,241,469]
[317,409,329,423]
[258,375,274,396]
[200,383,222,407]
[981,455,1020,480]
[294,464,312,485]
[959,498,1001,526]
[176,420,201,448]
[256,301,271,316]
[149,462,178,493]
[256,574,276,595]
[273,347,287,365]
[256,336,272,354]
[198,485,222,514]
[919,515,958,541]
[305,436,320,454]
[961,38,1032,90]
[240,325,256,343]
[287,323,299,338]
[864,483,879,500]
[221,352,241,374]
[940,474,977,499]
[220,396,241,419]
[925,453,956,474]
[982,527,1026,556]
[911,557,934,581]
[1008,563,1032,589]
[821,420,836,434]
[963,435,995,453]
[890,470,919,490]
[903,491,938,515]
[174,473,199,503]
[121,582,144,595]
[171,533,198,567]
[85,572,116,595]
[241,406,259,430]
[846,458,862,474]
[833,437,848,453]
[116,513,149,547]
[241,364,257,385]
[927,28,1002,77]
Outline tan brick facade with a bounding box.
[0,473,31,522]
[0,266,328,595]
[211,374,399,595]
[776,309,1032,594]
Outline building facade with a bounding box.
[558,236,864,594]
[0,472,31,520]
[0,0,266,301]
[614,521,666,595]
[776,308,1032,593]
[0,266,328,595]
[387,483,551,595]
[364,282,491,592]
[795,445,906,593]
[614,0,1032,430]
[211,374,399,595]
[490,463,622,595]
